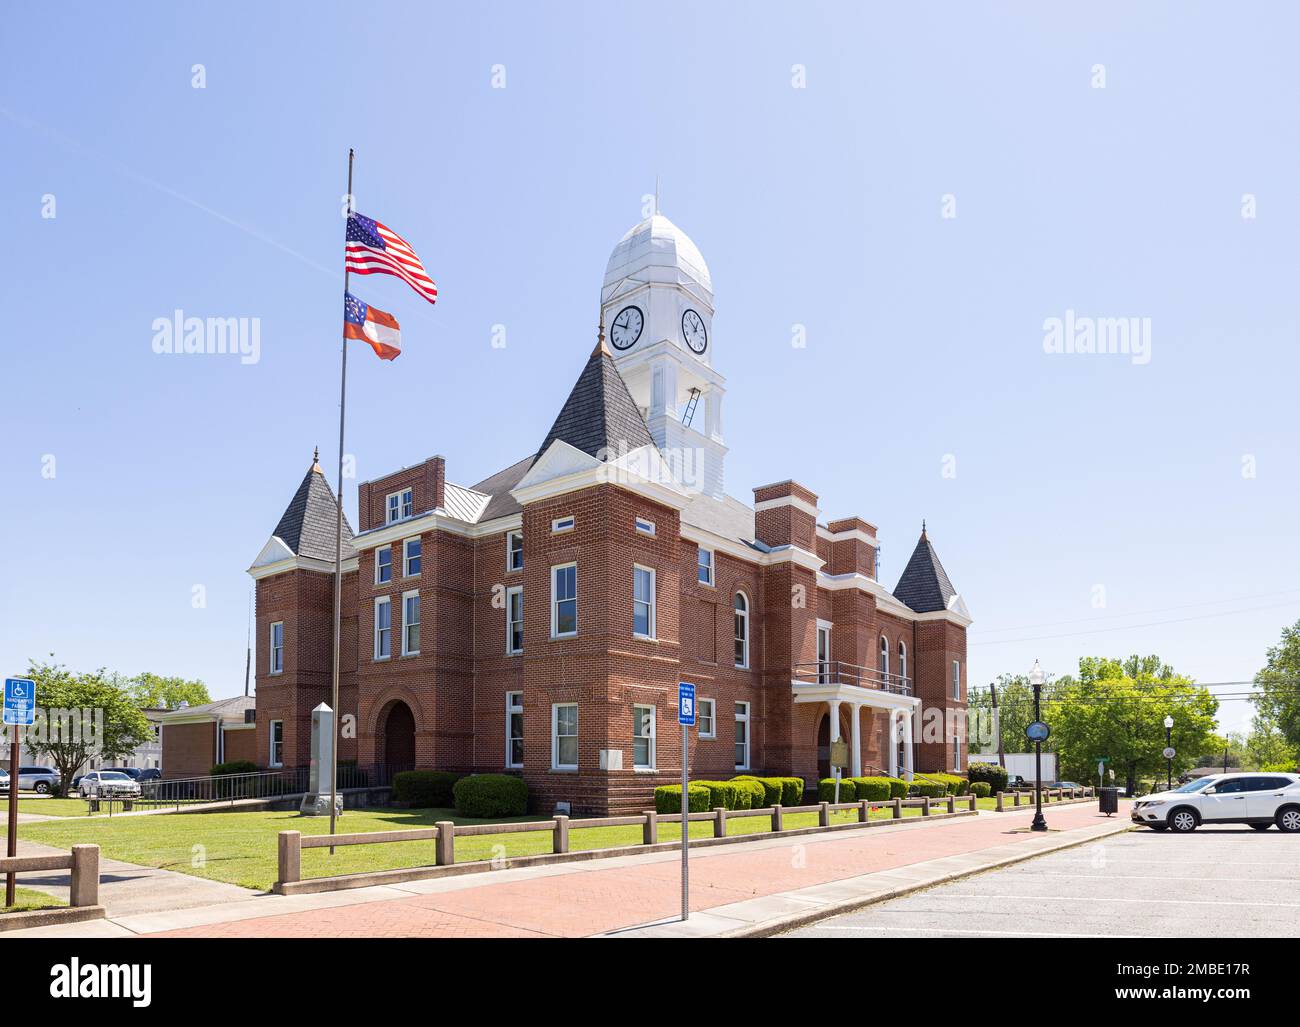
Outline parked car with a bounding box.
[1131,772,1300,833]
[0,769,8,793]
[16,766,59,794]
[1006,774,1026,789]
[1051,781,1085,791]
[78,770,142,800]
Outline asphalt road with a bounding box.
[785,823,1300,938]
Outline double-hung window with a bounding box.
[952,659,961,700]
[269,622,284,674]
[734,593,750,669]
[632,565,655,638]
[269,720,283,767]
[698,698,716,739]
[816,621,832,683]
[374,597,392,660]
[376,546,392,584]
[403,537,421,577]
[551,564,577,638]
[506,692,524,768]
[402,590,420,656]
[552,703,578,770]
[506,586,524,655]
[386,489,413,524]
[507,530,523,572]
[633,705,655,769]
[734,701,750,770]
[697,547,714,586]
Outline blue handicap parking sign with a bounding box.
[678,682,696,726]
[4,678,36,727]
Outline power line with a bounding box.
[969,599,1300,646]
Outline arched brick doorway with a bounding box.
[381,700,416,771]
[815,707,852,781]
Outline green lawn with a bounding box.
[19,803,923,892]
[2,886,65,913]
[0,798,97,818]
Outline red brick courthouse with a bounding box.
[245,213,972,813]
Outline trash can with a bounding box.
[1098,787,1119,816]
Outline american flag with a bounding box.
[345,212,437,304]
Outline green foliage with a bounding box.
[655,784,711,814]
[392,770,461,808]
[693,780,745,810]
[908,779,946,798]
[1243,714,1297,771]
[818,778,857,802]
[210,760,258,776]
[732,776,782,807]
[1255,619,1300,750]
[1261,760,1298,773]
[970,781,992,798]
[730,778,766,810]
[967,762,1009,793]
[778,777,807,805]
[927,773,967,794]
[22,659,153,796]
[452,774,528,818]
[883,777,908,799]
[850,776,893,801]
[117,671,212,711]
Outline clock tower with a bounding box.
[601,211,728,500]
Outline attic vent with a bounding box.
[245,708,257,724]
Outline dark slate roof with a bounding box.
[535,342,655,461]
[471,454,536,522]
[893,529,959,613]
[272,465,355,562]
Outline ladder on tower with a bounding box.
[681,387,702,428]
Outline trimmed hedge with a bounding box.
[694,780,744,810]
[733,776,781,808]
[967,762,1009,793]
[731,776,805,807]
[731,778,766,811]
[210,760,258,776]
[908,779,947,798]
[655,784,711,814]
[928,772,967,795]
[850,776,893,802]
[392,769,460,808]
[452,774,528,818]
[970,781,992,798]
[818,777,857,802]
[884,777,908,799]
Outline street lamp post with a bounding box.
[1164,714,1174,791]
[1028,660,1048,832]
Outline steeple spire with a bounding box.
[593,306,611,357]
[312,446,322,473]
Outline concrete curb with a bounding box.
[0,905,106,933]
[722,819,1134,938]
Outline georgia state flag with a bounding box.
[344,291,401,360]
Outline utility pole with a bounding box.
[990,680,1004,768]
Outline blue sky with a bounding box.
[2,2,1296,734]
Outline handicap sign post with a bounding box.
[4,677,36,906]
[677,682,696,921]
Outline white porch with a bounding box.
[791,681,919,780]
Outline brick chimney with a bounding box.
[753,480,819,551]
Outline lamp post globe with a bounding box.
[1163,715,1175,791]
[1028,660,1048,832]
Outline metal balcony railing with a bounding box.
[792,661,914,696]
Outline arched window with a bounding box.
[898,641,908,682]
[734,592,750,669]
[879,634,890,679]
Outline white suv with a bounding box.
[1132,772,1300,833]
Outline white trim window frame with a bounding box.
[733,592,750,669]
[403,536,422,577]
[816,620,832,684]
[269,719,284,768]
[633,704,656,770]
[374,596,392,660]
[386,488,414,524]
[551,563,577,638]
[507,530,524,572]
[734,701,750,770]
[506,691,524,769]
[551,515,574,534]
[635,517,655,536]
[401,590,420,656]
[632,564,656,639]
[698,698,716,739]
[506,585,524,655]
[879,634,890,678]
[552,702,578,770]
[952,659,961,700]
[375,545,393,585]
[269,621,284,675]
[898,641,908,682]
[953,732,961,771]
[697,546,714,586]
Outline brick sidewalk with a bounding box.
[147,803,1124,939]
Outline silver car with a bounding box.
[78,770,142,799]
[17,766,59,794]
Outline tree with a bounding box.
[1050,656,1219,794]
[1254,619,1300,749]
[1243,714,1297,771]
[19,659,152,795]
[121,671,210,710]
[967,672,1070,759]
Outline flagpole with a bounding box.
[329,147,354,848]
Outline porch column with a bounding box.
[828,700,841,743]
[903,708,915,781]
[849,704,862,777]
[887,711,899,777]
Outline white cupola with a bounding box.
[600,211,728,500]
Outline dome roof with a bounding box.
[603,213,712,298]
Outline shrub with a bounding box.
[730,778,767,811]
[392,770,460,808]
[209,760,258,777]
[818,777,857,803]
[967,762,1009,793]
[777,777,806,805]
[851,776,893,801]
[883,777,908,799]
[970,781,992,798]
[452,774,528,818]
[655,784,711,814]
[693,780,744,810]
[927,773,966,795]
[909,779,946,798]
[733,776,782,808]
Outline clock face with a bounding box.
[682,309,707,354]
[610,305,643,350]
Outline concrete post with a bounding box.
[435,821,455,866]
[819,801,830,827]
[858,799,869,823]
[922,796,931,816]
[713,808,726,838]
[69,845,99,907]
[771,804,783,833]
[996,791,1005,811]
[947,795,956,814]
[892,797,902,819]
[1014,791,1022,807]
[553,815,569,854]
[277,831,301,885]
[968,794,976,812]
[643,810,657,845]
